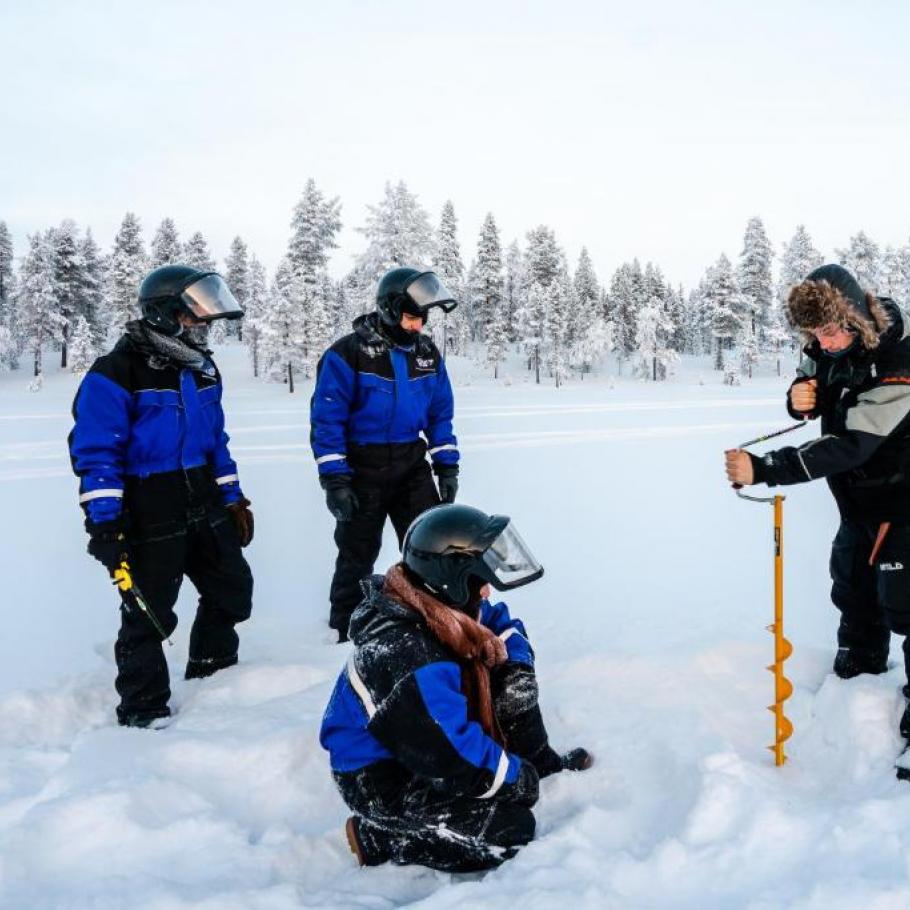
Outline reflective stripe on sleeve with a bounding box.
[478,749,510,799]
[428,444,458,456]
[216,474,239,485]
[79,488,124,503]
[346,655,377,719]
[316,453,347,465]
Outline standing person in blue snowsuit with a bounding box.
[320,504,593,872]
[69,265,255,727]
[310,267,461,641]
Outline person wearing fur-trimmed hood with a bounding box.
[725,264,910,756]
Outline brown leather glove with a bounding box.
[227,497,254,547]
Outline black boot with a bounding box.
[117,706,171,729]
[833,647,888,680]
[345,816,390,866]
[184,653,238,680]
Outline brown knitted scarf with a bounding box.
[383,563,508,745]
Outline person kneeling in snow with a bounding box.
[320,504,592,872]
[726,264,910,752]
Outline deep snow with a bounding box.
[3,348,910,910]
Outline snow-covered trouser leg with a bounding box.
[184,506,253,678]
[334,764,535,872]
[492,663,562,777]
[114,530,184,725]
[830,520,890,662]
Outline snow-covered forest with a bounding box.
[3,181,907,388]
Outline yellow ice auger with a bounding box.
[736,488,793,766]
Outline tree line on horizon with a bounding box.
[1,181,908,389]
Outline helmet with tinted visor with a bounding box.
[376,268,459,328]
[401,504,543,608]
[139,265,244,336]
[179,273,244,322]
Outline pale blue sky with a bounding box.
[2,0,909,286]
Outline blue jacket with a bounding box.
[320,576,534,800]
[310,313,459,476]
[68,335,243,524]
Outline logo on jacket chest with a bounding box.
[415,356,436,372]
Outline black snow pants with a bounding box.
[329,442,440,636]
[115,467,253,725]
[831,519,910,679]
[333,663,553,872]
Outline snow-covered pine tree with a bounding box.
[633,297,675,381]
[79,228,104,347]
[739,323,760,379]
[0,222,19,370]
[524,226,561,288]
[606,260,644,368]
[17,231,67,378]
[150,218,182,268]
[765,300,794,376]
[836,230,881,292]
[545,264,576,387]
[880,246,909,301]
[285,179,343,375]
[574,248,599,325]
[738,216,774,340]
[289,179,342,278]
[303,271,335,377]
[261,258,305,391]
[704,254,746,372]
[0,221,14,316]
[50,220,85,368]
[503,241,526,345]
[571,248,601,366]
[351,181,433,315]
[517,281,547,384]
[104,212,147,335]
[224,236,251,342]
[778,224,823,303]
[486,279,509,379]
[183,231,215,271]
[243,254,268,377]
[432,200,465,356]
[68,314,95,374]
[472,213,504,343]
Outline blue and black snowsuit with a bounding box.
[320,575,556,872]
[68,331,253,724]
[310,313,459,634]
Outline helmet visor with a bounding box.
[481,521,544,590]
[406,272,458,314]
[181,274,244,321]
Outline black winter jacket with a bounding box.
[754,299,910,521]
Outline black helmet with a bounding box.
[376,267,459,328]
[139,264,244,336]
[402,504,544,608]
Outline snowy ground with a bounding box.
[3,348,910,909]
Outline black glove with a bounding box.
[434,464,459,504]
[227,497,254,547]
[500,759,539,808]
[321,474,359,522]
[86,520,130,574]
